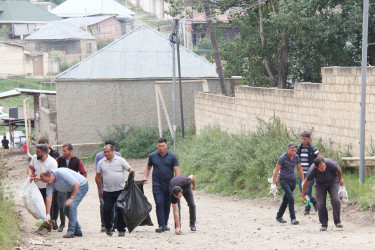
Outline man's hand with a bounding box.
[65,198,74,207]
[175,227,182,235]
[270,184,277,192]
[339,178,345,186]
[45,214,51,224]
[98,191,103,199]
[301,195,307,204]
[192,185,196,191]
[143,179,148,184]
[29,173,37,182]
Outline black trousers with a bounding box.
[103,190,126,232]
[177,188,196,226]
[315,183,341,226]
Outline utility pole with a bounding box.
[203,0,228,96]
[175,19,185,139]
[359,0,369,184]
[170,22,178,150]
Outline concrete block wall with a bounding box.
[195,66,375,155]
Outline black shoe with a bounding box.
[320,225,327,231]
[53,223,58,231]
[58,224,65,232]
[335,223,344,228]
[155,226,165,233]
[47,226,52,232]
[190,225,196,231]
[291,219,299,225]
[112,227,116,232]
[118,231,125,237]
[164,226,170,231]
[74,232,83,237]
[106,228,113,236]
[304,210,310,215]
[63,232,74,238]
[100,226,106,232]
[276,217,287,223]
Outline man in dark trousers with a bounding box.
[143,137,180,233]
[170,175,197,235]
[297,131,322,215]
[302,157,345,231]
[55,143,87,232]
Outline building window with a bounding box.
[192,34,197,46]
[86,42,92,53]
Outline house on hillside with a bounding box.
[0,0,61,39]
[63,16,125,42]
[0,41,32,77]
[54,24,232,151]
[129,0,193,19]
[51,0,135,33]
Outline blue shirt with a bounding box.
[46,168,87,195]
[95,151,121,172]
[148,150,179,186]
[277,153,301,181]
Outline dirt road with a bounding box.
[4,153,375,249]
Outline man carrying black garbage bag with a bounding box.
[95,144,133,237]
[170,175,197,235]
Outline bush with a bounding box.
[175,116,351,198]
[99,125,174,158]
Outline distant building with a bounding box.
[0,0,61,39]
[0,42,32,77]
[30,1,57,12]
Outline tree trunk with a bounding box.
[203,0,228,96]
[277,31,289,89]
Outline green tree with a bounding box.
[216,0,364,87]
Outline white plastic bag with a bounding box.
[20,177,46,220]
[338,185,348,206]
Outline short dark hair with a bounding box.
[62,143,73,151]
[38,137,49,144]
[300,131,311,138]
[157,137,167,144]
[105,139,116,146]
[41,170,52,178]
[104,144,115,151]
[36,144,48,153]
[314,157,325,168]
[172,186,182,196]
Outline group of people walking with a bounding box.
[270,131,345,231]
[27,137,197,238]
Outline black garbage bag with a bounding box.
[135,181,154,226]
[116,172,152,233]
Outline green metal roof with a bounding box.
[0,0,61,22]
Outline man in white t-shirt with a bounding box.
[95,144,132,237]
[27,144,58,231]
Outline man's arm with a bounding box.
[95,173,103,198]
[65,181,80,207]
[173,166,180,177]
[143,165,152,184]
[301,180,312,203]
[272,164,282,185]
[27,165,34,177]
[78,159,87,178]
[189,175,196,190]
[297,163,305,182]
[45,193,53,222]
[337,166,345,186]
[172,203,182,235]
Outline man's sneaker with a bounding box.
[106,228,113,236]
[320,225,327,231]
[190,225,196,231]
[155,226,165,233]
[112,227,116,232]
[291,219,299,225]
[52,221,58,230]
[58,224,65,232]
[335,223,344,228]
[164,226,170,231]
[276,217,287,223]
[74,232,83,237]
[304,210,310,215]
[63,232,74,238]
[100,226,106,232]
[118,231,125,237]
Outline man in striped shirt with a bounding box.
[297,131,322,215]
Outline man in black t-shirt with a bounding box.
[170,175,196,235]
[301,157,345,231]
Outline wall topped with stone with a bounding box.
[195,66,375,155]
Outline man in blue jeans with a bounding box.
[143,137,180,233]
[297,131,322,215]
[41,168,89,238]
[271,142,305,225]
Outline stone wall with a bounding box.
[35,94,57,145]
[195,67,375,155]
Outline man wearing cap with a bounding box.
[271,142,305,225]
[95,139,121,232]
[297,131,322,215]
[301,157,344,231]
